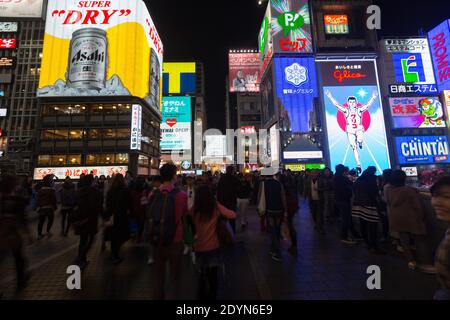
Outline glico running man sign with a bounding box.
[318,59,390,174]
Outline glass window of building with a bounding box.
[103,129,116,139]
[86,154,98,165]
[69,130,84,140]
[99,154,115,164]
[116,128,130,138]
[53,129,69,140]
[38,155,51,166]
[89,129,102,139]
[41,130,54,140]
[68,155,81,165]
[51,155,67,166]
[103,105,117,114]
[117,104,131,114]
[91,104,104,114]
[138,155,149,166]
[116,154,129,164]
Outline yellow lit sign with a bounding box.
[163,62,196,94]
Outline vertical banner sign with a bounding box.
[161,96,192,152]
[38,0,164,113]
[228,53,260,93]
[389,97,445,129]
[130,105,142,151]
[319,60,390,173]
[259,4,273,78]
[428,20,450,92]
[274,56,318,133]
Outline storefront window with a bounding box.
[118,104,131,114]
[69,130,84,140]
[138,155,149,167]
[86,154,98,165]
[89,129,101,139]
[68,155,81,165]
[116,128,131,138]
[38,155,51,166]
[116,154,129,164]
[51,155,66,166]
[103,129,116,139]
[99,154,115,165]
[41,129,69,140]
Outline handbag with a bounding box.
[216,216,234,248]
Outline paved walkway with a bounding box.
[0,201,439,300]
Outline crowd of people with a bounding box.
[0,163,449,300]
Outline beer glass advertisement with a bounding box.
[389,97,446,129]
[0,0,44,18]
[274,56,318,133]
[270,0,313,54]
[38,0,164,112]
[319,60,390,173]
[428,20,450,92]
[228,53,260,93]
[382,38,437,95]
[395,136,450,164]
[161,96,192,152]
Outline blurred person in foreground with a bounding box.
[36,175,57,239]
[216,166,239,233]
[0,176,32,294]
[430,177,450,300]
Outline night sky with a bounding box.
[145,0,450,131]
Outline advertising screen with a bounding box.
[271,0,312,54]
[163,62,196,95]
[324,15,349,35]
[389,97,445,129]
[38,0,163,112]
[229,53,260,93]
[161,96,191,152]
[274,56,318,133]
[428,20,450,92]
[396,136,450,164]
[319,60,390,173]
[382,38,437,95]
[0,0,44,18]
[33,166,129,180]
[261,66,275,126]
[258,4,273,77]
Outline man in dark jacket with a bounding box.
[258,172,286,261]
[334,164,361,244]
[216,166,240,232]
[36,175,57,239]
[72,174,103,269]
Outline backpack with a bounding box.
[147,188,179,246]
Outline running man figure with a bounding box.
[325,90,378,172]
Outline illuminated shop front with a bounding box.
[33,101,160,180]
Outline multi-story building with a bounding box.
[0,11,46,175]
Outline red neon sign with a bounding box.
[333,70,367,83]
[0,38,16,49]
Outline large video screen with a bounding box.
[396,136,450,164]
[161,97,192,152]
[319,59,390,173]
[229,53,260,93]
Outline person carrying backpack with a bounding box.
[147,163,188,300]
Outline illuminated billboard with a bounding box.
[389,97,445,129]
[258,4,273,77]
[229,53,260,93]
[271,0,312,54]
[130,105,142,151]
[163,62,196,95]
[274,56,318,133]
[33,166,129,180]
[396,136,450,164]
[319,60,390,173]
[0,39,16,49]
[261,66,275,126]
[324,15,349,35]
[382,38,437,95]
[428,20,450,92]
[0,22,18,32]
[0,0,44,18]
[38,0,164,112]
[161,97,192,152]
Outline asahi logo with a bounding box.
[71,49,105,64]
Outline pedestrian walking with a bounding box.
[280,173,298,256]
[217,166,239,233]
[236,173,252,230]
[189,184,236,300]
[105,174,132,264]
[147,163,188,300]
[304,170,324,234]
[386,170,432,272]
[430,177,450,300]
[36,175,57,239]
[319,168,335,223]
[258,170,287,261]
[59,178,76,237]
[0,176,32,293]
[352,167,383,254]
